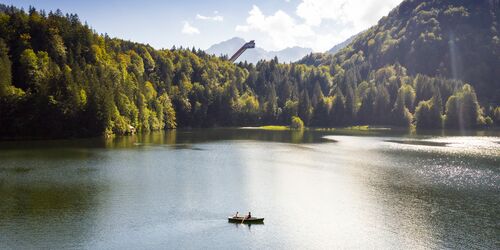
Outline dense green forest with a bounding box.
[299,0,500,128]
[0,1,499,138]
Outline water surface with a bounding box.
[0,129,499,249]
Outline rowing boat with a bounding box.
[228,217,264,223]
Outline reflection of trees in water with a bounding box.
[0,184,103,217]
[0,182,107,248]
[105,128,330,148]
[101,128,500,149]
[291,130,304,144]
[0,139,102,160]
[105,130,178,148]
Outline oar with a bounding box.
[241,213,252,224]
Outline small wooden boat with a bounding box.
[228,216,264,224]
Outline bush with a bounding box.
[290,116,304,130]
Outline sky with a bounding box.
[3,0,404,52]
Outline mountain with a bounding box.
[328,33,358,55]
[300,0,500,105]
[272,46,314,63]
[206,37,312,63]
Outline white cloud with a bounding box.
[235,0,403,52]
[296,0,402,28]
[196,13,223,22]
[181,21,200,35]
[235,5,314,51]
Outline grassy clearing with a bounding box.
[344,125,371,131]
[258,125,290,131]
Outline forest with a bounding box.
[0,0,499,138]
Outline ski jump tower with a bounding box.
[229,40,255,62]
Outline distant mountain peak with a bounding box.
[227,37,245,42]
[206,37,312,64]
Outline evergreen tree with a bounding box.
[330,91,346,126]
[415,95,442,129]
[298,89,312,125]
[344,85,356,124]
[391,84,415,126]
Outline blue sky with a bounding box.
[4,0,403,52]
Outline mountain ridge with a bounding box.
[328,33,359,55]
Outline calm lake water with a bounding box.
[0,128,499,249]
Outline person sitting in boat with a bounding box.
[233,211,239,218]
[246,212,251,219]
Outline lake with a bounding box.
[0,128,499,249]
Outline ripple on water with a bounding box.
[415,164,499,189]
[383,136,500,189]
[385,139,449,147]
[384,136,500,157]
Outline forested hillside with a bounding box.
[299,0,500,128]
[0,5,335,138]
[0,1,499,138]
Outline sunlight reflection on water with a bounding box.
[1,130,499,249]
